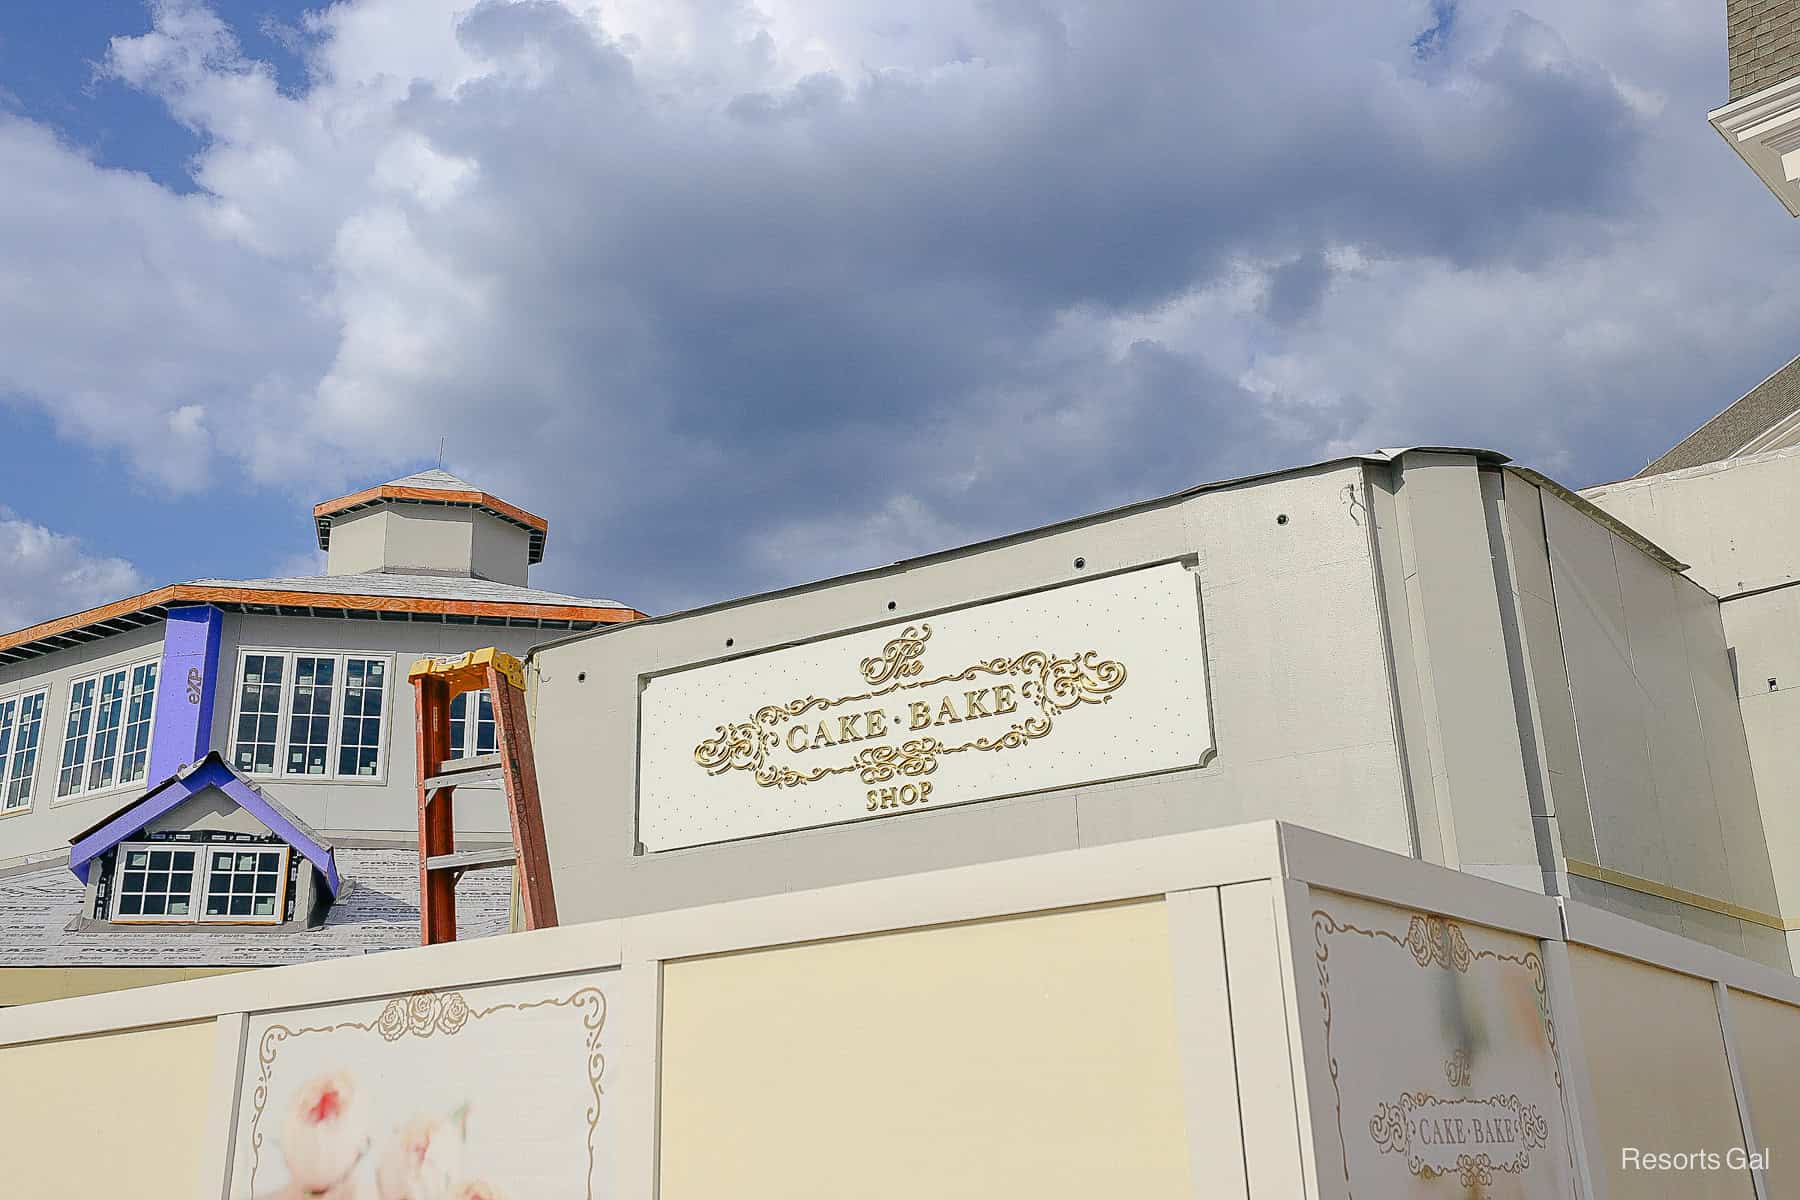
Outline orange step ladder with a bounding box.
[408,647,558,945]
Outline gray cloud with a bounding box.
[2,0,1797,613]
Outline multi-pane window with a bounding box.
[234,653,285,774]
[230,651,391,780]
[338,657,387,777]
[203,847,287,920]
[449,689,495,759]
[119,665,157,783]
[286,657,336,775]
[58,661,158,798]
[111,842,290,924]
[0,689,48,812]
[113,845,200,920]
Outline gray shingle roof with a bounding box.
[385,468,480,491]
[0,849,511,968]
[186,573,628,610]
[1641,353,1800,476]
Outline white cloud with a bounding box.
[0,508,146,632]
[1,0,1797,611]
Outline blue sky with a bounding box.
[2,0,1799,630]
[0,1,329,610]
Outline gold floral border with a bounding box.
[693,624,1127,789]
[1368,1089,1551,1187]
[246,985,606,1197]
[1312,909,1575,1198]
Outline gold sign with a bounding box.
[692,624,1127,810]
[639,562,1210,851]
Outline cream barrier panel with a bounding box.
[1725,989,1800,1198]
[1304,891,1578,1199]
[638,562,1211,850]
[0,1021,217,1199]
[228,969,617,1200]
[9,822,1800,1200]
[657,899,1192,1199]
[1565,947,1754,1200]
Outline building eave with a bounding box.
[0,584,646,667]
[1710,74,1800,218]
[313,484,552,563]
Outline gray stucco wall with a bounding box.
[470,517,531,585]
[379,507,478,577]
[1373,455,1543,888]
[1586,448,1800,963]
[530,459,1423,923]
[527,451,1786,969]
[323,509,388,575]
[323,505,532,583]
[1587,444,1800,599]
[1540,489,1784,963]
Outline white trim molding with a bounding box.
[1711,73,1800,217]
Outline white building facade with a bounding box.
[0,469,640,1001]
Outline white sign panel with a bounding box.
[229,971,615,1199]
[1308,892,1578,1198]
[638,562,1212,851]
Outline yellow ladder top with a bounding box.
[408,646,526,693]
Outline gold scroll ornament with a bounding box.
[1312,909,1572,1197]
[692,624,1128,789]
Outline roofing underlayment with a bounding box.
[0,848,510,968]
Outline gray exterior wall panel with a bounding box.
[530,462,1418,923]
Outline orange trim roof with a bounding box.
[0,583,645,665]
[313,484,552,563]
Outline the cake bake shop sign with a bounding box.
[693,623,1127,807]
[1369,1090,1552,1188]
[635,563,1213,851]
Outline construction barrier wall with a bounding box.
[0,820,1794,1200]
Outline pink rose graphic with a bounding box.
[451,1183,507,1200]
[280,1072,371,1193]
[375,1108,468,1200]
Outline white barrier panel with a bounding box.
[228,969,618,1200]
[637,562,1212,850]
[3,822,1798,1200]
[1306,892,1579,1197]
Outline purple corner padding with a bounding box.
[147,605,224,785]
[67,755,339,895]
[213,768,340,895]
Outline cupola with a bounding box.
[312,469,549,586]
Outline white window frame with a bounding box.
[449,687,496,759]
[109,840,291,925]
[195,843,293,924]
[227,648,395,783]
[0,687,49,815]
[55,658,160,802]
